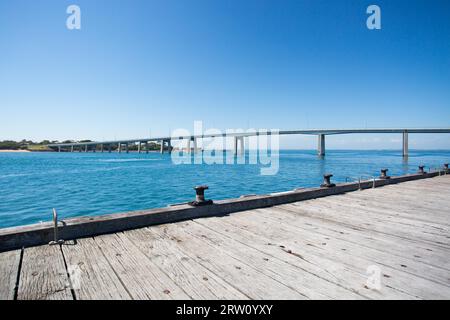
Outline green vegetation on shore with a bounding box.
[0,140,54,151]
[0,140,163,152]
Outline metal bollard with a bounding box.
[379,168,391,180]
[320,174,336,188]
[418,165,426,175]
[444,163,449,174]
[189,185,213,206]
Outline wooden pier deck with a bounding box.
[1,175,450,300]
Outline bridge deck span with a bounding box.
[47,128,450,156]
[1,175,449,300]
[48,128,450,148]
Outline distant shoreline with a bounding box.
[0,149,31,153]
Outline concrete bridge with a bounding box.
[48,128,450,157]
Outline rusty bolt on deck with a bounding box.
[320,174,336,188]
[189,185,213,207]
[418,165,427,175]
[379,168,391,180]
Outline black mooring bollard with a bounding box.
[189,185,213,206]
[444,163,449,173]
[321,174,336,188]
[418,165,426,174]
[379,168,390,180]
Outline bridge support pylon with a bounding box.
[186,138,192,154]
[193,138,199,153]
[403,131,408,157]
[318,134,326,157]
[234,136,244,156]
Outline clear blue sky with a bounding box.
[1,0,449,149]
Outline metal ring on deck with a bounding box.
[345,176,362,190]
[357,175,377,189]
[49,208,65,246]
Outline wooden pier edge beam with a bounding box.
[0,171,446,252]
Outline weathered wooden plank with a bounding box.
[254,206,450,270]
[341,198,450,221]
[323,194,450,227]
[122,229,248,299]
[93,233,191,299]
[147,223,312,299]
[228,208,450,289]
[61,239,132,300]
[195,216,415,299]
[289,196,450,234]
[369,185,450,198]
[394,181,450,189]
[352,179,450,197]
[314,197,450,232]
[151,221,366,299]
[18,245,73,300]
[343,189,450,215]
[380,184,450,196]
[0,249,21,300]
[284,202,450,248]
[397,177,450,189]
[211,212,450,299]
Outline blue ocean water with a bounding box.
[0,150,449,229]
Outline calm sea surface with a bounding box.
[0,150,449,228]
